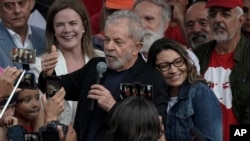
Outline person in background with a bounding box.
[184,0,213,49]
[194,0,250,140]
[91,0,134,35]
[38,10,168,141]
[28,0,55,29]
[91,0,135,51]
[133,0,200,73]
[30,0,104,125]
[242,0,250,38]
[0,0,46,68]
[105,96,165,141]
[133,0,171,59]
[147,38,222,141]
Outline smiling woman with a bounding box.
[30,0,104,126]
[147,38,223,141]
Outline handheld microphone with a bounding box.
[190,127,206,141]
[88,62,107,111]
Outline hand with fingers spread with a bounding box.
[87,84,116,112]
[0,67,22,100]
[41,87,65,123]
[41,45,58,77]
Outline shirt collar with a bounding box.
[6,25,32,39]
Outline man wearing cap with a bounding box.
[194,0,250,141]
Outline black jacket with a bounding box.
[39,55,168,141]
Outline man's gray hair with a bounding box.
[133,0,171,23]
[105,10,145,42]
[235,6,244,18]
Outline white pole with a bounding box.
[0,70,26,119]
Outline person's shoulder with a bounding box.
[190,82,215,96]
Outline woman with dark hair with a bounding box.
[147,38,222,141]
[106,96,165,141]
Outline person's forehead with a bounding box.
[134,1,163,16]
[105,22,130,37]
[187,2,208,14]
[186,4,208,21]
[209,7,233,12]
[17,89,39,98]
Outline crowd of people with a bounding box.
[0,0,249,141]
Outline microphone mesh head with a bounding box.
[96,62,107,74]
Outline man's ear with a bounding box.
[239,14,246,26]
[133,41,143,55]
[163,21,170,32]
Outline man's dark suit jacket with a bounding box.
[39,55,168,141]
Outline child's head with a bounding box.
[14,88,40,125]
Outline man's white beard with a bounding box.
[213,22,237,43]
[213,31,236,43]
[141,27,164,53]
[213,33,228,42]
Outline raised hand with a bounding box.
[41,87,65,123]
[41,45,58,77]
[0,67,22,100]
